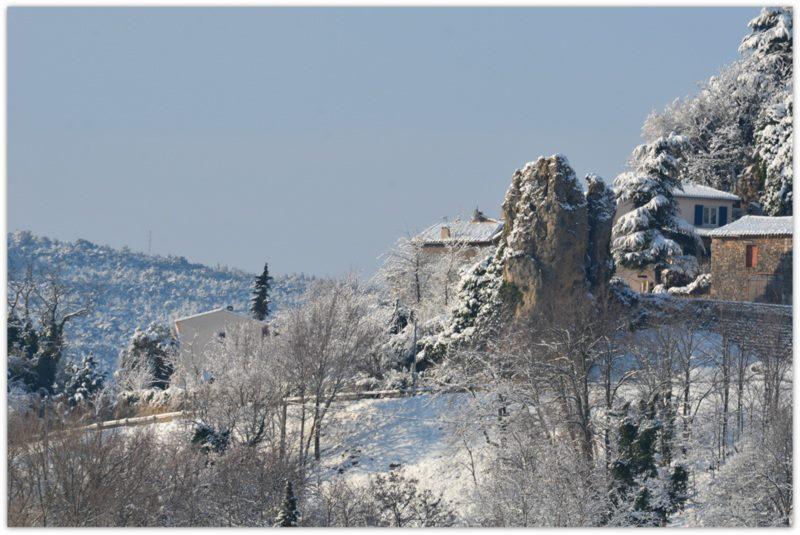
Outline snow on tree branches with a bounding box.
[756,91,793,215]
[739,6,793,83]
[642,7,792,215]
[274,480,300,527]
[612,134,700,270]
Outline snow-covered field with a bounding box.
[314,394,485,508]
[139,393,485,511]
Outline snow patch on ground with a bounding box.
[315,393,485,510]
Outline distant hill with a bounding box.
[7,231,312,373]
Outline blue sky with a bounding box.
[8,7,759,276]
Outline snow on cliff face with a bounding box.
[417,155,615,363]
[7,231,312,374]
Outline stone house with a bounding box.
[707,216,793,305]
[415,208,504,261]
[614,183,741,292]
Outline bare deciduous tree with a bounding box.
[280,277,383,462]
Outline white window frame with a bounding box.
[702,206,718,227]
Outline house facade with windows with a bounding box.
[673,184,741,246]
[614,183,741,245]
[614,183,741,292]
[708,216,793,305]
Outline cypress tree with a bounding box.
[274,479,299,527]
[250,263,273,321]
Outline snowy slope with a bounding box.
[142,393,487,515]
[315,393,487,510]
[7,231,312,373]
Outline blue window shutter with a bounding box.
[694,205,704,225]
[718,206,728,226]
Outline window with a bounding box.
[746,244,759,268]
[694,204,704,225]
[703,206,717,226]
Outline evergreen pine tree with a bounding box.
[20,318,40,360]
[755,90,793,216]
[117,323,177,390]
[7,311,22,355]
[250,263,273,321]
[274,479,299,527]
[611,134,701,271]
[608,398,689,527]
[7,313,39,390]
[739,7,793,85]
[740,7,794,216]
[62,354,105,406]
[34,320,65,393]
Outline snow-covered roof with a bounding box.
[174,307,249,325]
[673,183,740,201]
[416,218,504,246]
[611,182,739,202]
[707,216,793,238]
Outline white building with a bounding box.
[174,306,265,366]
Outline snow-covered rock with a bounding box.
[417,155,616,363]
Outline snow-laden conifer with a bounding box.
[611,134,699,270]
[274,480,300,527]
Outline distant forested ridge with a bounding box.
[7,231,312,372]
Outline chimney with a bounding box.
[440,226,451,240]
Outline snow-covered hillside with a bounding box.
[136,393,486,517]
[7,231,312,373]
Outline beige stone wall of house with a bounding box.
[711,236,792,304]
[421,244,492,260]
[616,266,658,293]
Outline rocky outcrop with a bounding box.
[417,155,616,362]
[500,155,593,321]
[585,174,617,301]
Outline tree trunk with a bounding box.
[279,401,288,461]
[313,400,322,461]
[720,336,731,460]
[603,354,612,469]
[298,389,306,464]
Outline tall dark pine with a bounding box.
[250,263,273,321]
[274,479,299,527]
[608,398,688,527]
